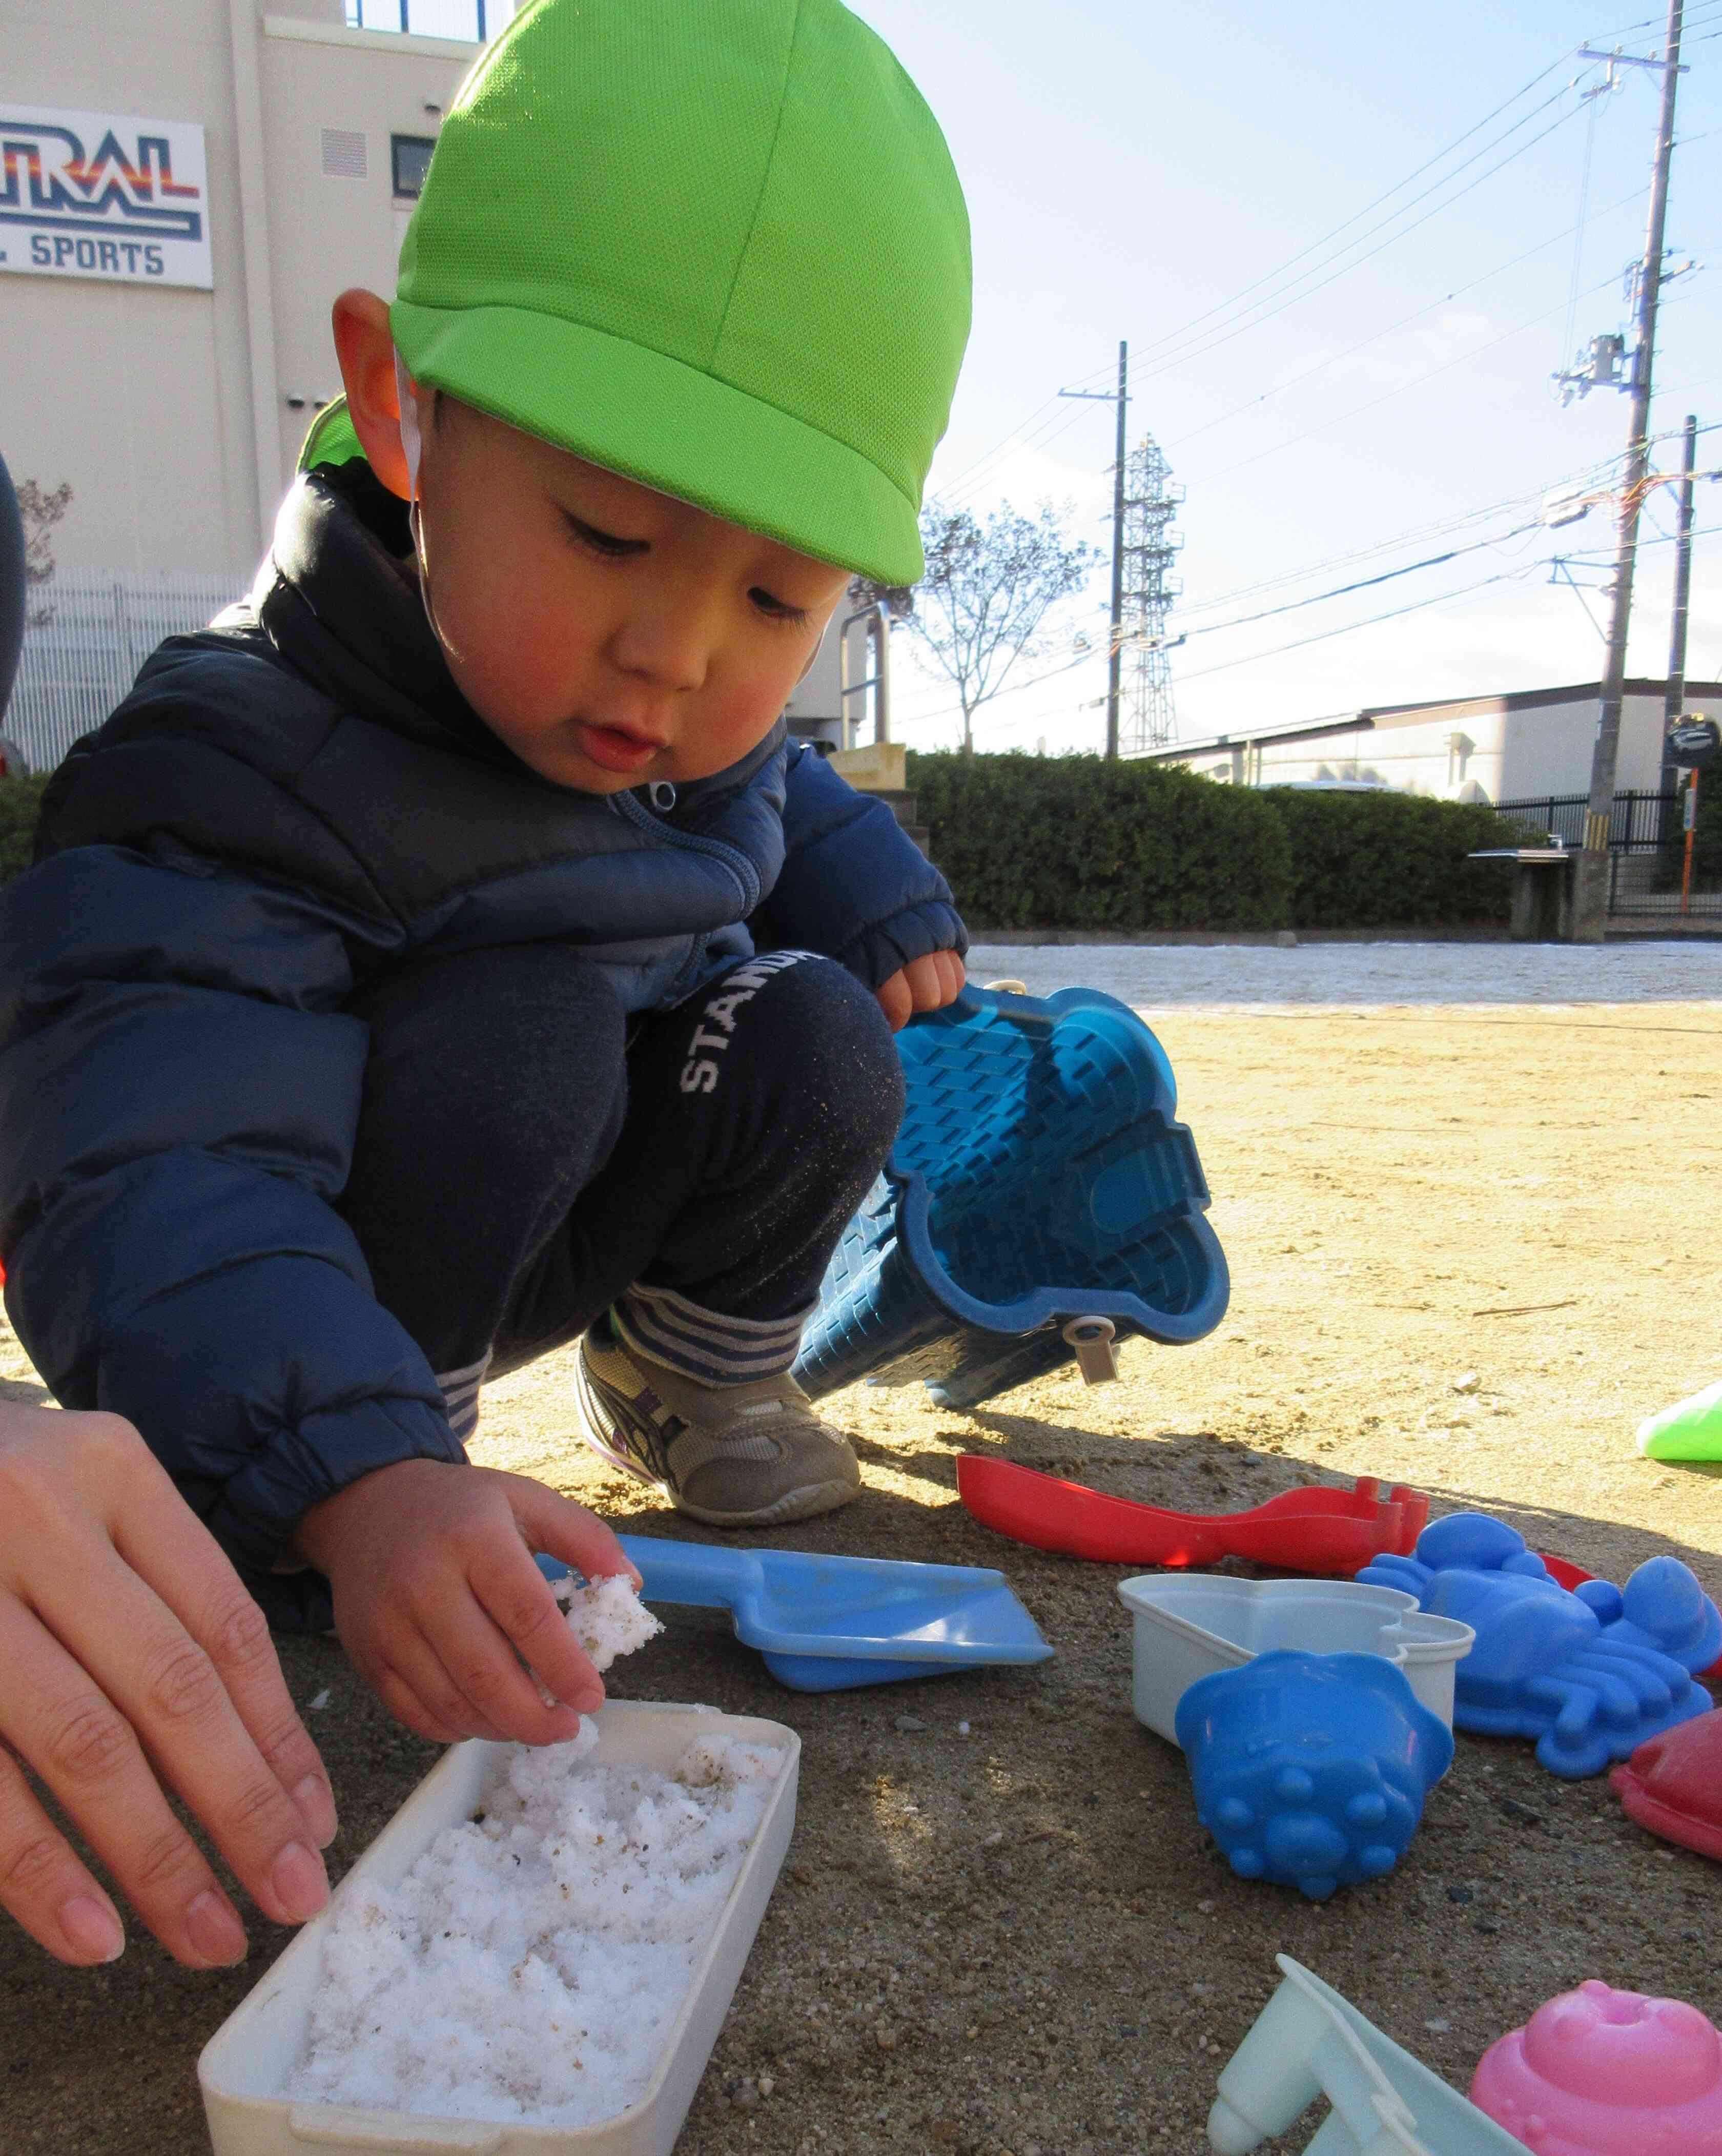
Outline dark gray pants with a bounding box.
[338,945,904,1387]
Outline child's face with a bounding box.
[409,398,850,793]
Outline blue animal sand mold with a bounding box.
[1360,1513,1719,1780]
[791,982,1229,1410]
[1175,1651,1453,1902]
[537,1540,1053,1692]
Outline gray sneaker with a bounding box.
[573,1314,861,1527]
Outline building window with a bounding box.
[345,0,516,34]
[392,134,436,198]
[320,128,368,180]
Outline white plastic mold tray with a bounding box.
[198,1701,800,2156]
[1118,1574,1474,1741]
[1208,1955,1522,2152]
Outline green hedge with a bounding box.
[905,751,1294,931]
[906,751,1515,932]
[1263,786,1516,930]
[0,772,49,887]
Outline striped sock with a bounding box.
[435,1349,491,1442]
[615,1282,811,1387]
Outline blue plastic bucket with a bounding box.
[791,982,1228,1409]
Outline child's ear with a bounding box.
[331,289,413,499]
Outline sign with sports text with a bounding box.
[0,105,212,288]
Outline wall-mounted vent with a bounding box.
[320,128,368,180]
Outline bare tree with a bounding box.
[17,480,72,629]
[859,500,1099,752]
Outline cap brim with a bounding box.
[391,299,924,586]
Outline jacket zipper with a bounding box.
[611,788,762,916]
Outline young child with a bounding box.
[0,0,971,1753]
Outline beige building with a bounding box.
[3,2,879,765]
[5,0,501,584]
[1150,679,1722,807]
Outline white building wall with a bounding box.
[1186,687,1722,803]
[4,1,475,582]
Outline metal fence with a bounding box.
[1494,789,1722,920]
[5,571,242,771]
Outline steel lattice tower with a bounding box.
[1118,436,1183,755]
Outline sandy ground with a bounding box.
[3,943,1721,2154]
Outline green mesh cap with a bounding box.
[390,0,970,585]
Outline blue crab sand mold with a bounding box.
[791,982,1229,1411]
[1360,1513,1720,1780]
[1175,1651,1453,1903]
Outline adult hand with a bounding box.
[0,1404,337,1967]
[293,1457,640,1748]
[874,948,966,1032]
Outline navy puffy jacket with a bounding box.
[0,462,963,1625]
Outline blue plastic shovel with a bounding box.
[539,1538,1053,1692]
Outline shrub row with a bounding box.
[905,750,1516,933]
[0,771,49,888]
[0,754,1520,932]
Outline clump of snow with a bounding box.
[555,1571,664,1672]
[284,1730,783,2127]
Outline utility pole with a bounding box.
[1570,0,1686,940]
[1060,341,1129,758]
[1662,412,1699,746]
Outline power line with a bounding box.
[1175,565,1545,685]
[1164,186,1645,462]
[1202,265,1624,488]
[933,39,1600,504]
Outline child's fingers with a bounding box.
[511,1480,642,1594]
[357,1620,520,1747]
[365,1655,509,1749]
[874,970,912,1030]
[465,1535,607,1732]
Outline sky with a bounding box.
[842,0,1722,759]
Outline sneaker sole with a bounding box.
[670,1476,860,1530]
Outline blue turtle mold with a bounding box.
[1174,1650,1453,1902]
[1359,1513,1719,1780]
[790,982,1228,1411]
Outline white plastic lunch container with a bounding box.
[198,1701,799,2156]
[1117,1573,1473,1742]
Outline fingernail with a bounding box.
[294,1773,339,1847]
[271,1840,329,1924]
[59,1895,124,1963]
[186,1890,248,1967]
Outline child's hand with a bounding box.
[874,949,966,1032]
[293,1459,640,1747]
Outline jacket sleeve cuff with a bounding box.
[835,899,970,991]
[206,1391,466,1579]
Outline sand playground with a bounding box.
[2,936,1719,2155]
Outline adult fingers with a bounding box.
[0,1595,250,1968]
[31,1514,333,1933]
[16,1415,336,1856]
[0,1741,124,1965]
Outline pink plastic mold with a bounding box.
[1469,1980,1722,2154]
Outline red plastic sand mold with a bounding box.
[955,1456,1427,1575]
